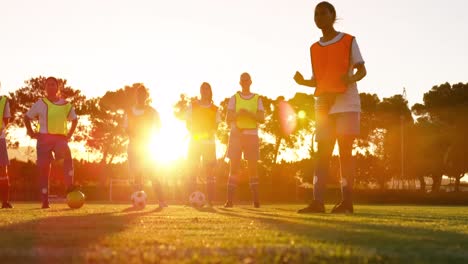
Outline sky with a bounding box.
[1,0,467,110]
[1,0,468,163]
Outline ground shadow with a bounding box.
[214,208,468,263]
[0,207,160,263]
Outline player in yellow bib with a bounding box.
[185,82,220,206]
[294,2,367,214]
[24,77,79,209]
[224,73,265,208]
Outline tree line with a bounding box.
[5,77,468,195]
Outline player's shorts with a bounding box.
[188,139,216,166]
[36,134,71,166]
[315,95,360,142]
[227,131,259,161]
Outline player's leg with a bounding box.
[186,140,201,201]
[331,112,360,214]
[0,138,12,208]
[127,144,144,192]
[225,132,242,207]
[243,134,260,208]
[0,166,11,208]
[202,142,217,206]
[148,162,167,208]
[36,135,54,208]
[298,103,336,213]
[54,136,77,193]
[152,177,167,208]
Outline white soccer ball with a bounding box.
[131,190,147,209]
[189,191,206,207]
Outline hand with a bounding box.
[341,74,355,85]
[294,71,305,85]
[66,133,73,141]
[28,131,39,139]
[237,109,251,117]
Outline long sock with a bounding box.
[340,155,356,204]
[38,164,50,204]
[153,181,165,203]
[207,177,215,203]
[0,179,9,203]
[250,184,259,203]
[227,185,235,202]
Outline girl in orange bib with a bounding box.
[294,1,367,214]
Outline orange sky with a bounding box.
[1,0,468,163]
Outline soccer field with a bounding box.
[0,204,467,263]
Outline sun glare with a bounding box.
[149,110,189,164]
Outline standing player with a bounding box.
[124,86,167,208]
[224,73,265,208]
[24,77,80,209]
[294,1,367,213]
[0,82,12,209]
[185,82,220,206]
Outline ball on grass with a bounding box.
[67,190,86,209]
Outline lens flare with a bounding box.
[277,101,297,136]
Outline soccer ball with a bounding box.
[67,190,86,209]
[131,191,147,209]
[189,191,206,207]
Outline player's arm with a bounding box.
[24,101,40,138]
[66,107,79,140]
[2,101,10,128]
[256,110,265,124]
[225,96,237,124]
[67,118,78,140]
[24,115,37,138]
[294,71,317,87]
[343,63,367,85]
[226,110,237,123]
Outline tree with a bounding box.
[406,117,447,192]
[412,82,468,191]
[263,93,315,164]
[85,83,150,165]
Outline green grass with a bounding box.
[0,203,467,263]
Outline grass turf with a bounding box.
[0,203,467,263]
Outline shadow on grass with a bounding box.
[193,206,217,213]
[0,207,162,263]
[214,208,468,263]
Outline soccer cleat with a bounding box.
[253,201,260,208]
[2,202,13,209]
[41,201,50,209]
[297,201,325,213]
[223,201,233,208]
[331,201,354,214]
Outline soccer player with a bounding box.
[224,73,265,208]
[185,82,220,206]
[294,1,367,213]
[124,86,167,208]
[24,77,80,209]
[0,83,12,209]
